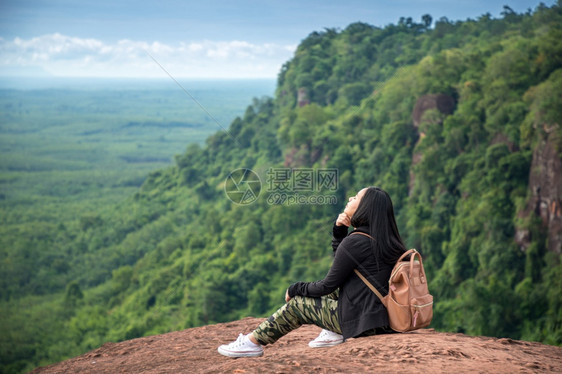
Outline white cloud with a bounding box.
[0,34,297,78]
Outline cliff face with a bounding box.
[412,94,456,128]
[410,93,562,255]
[31,317,562,374]
[518,129,562,253]
[409,94,456,194]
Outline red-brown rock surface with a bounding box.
[32,317,562,373]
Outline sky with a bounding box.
[0,0,556,79]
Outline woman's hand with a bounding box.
[335,212,351,227]
[285,289,291,303]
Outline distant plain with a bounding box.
[0,78,275,222]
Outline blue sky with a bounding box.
[0,0,555,78]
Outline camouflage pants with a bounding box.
[252,293,341,346]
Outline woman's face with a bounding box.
[344,188,367,219]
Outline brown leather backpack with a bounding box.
[351,232,434,332]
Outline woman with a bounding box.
[218,186,406,357]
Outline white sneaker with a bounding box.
[218,333,264,358]
[308,329,344,348]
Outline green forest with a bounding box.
[2,3,562,373]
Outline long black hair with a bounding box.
[350,186,406,264]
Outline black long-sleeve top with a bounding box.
[287,223,393,339]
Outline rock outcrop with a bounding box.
[409,94,456,194]
[283,145,323,167]
[516,128,562,253]
[297,87,310,107]
[411,94,455,128]
[32,317,562,373]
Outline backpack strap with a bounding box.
[354,231,424,279]
[353,269,386,304]
[350,231,373,240]
[350,232,387,305]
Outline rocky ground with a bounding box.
[32,317,562,373]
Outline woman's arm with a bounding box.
[288,235,368,298]
[286,216,352,303]
[332,213,351,253]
